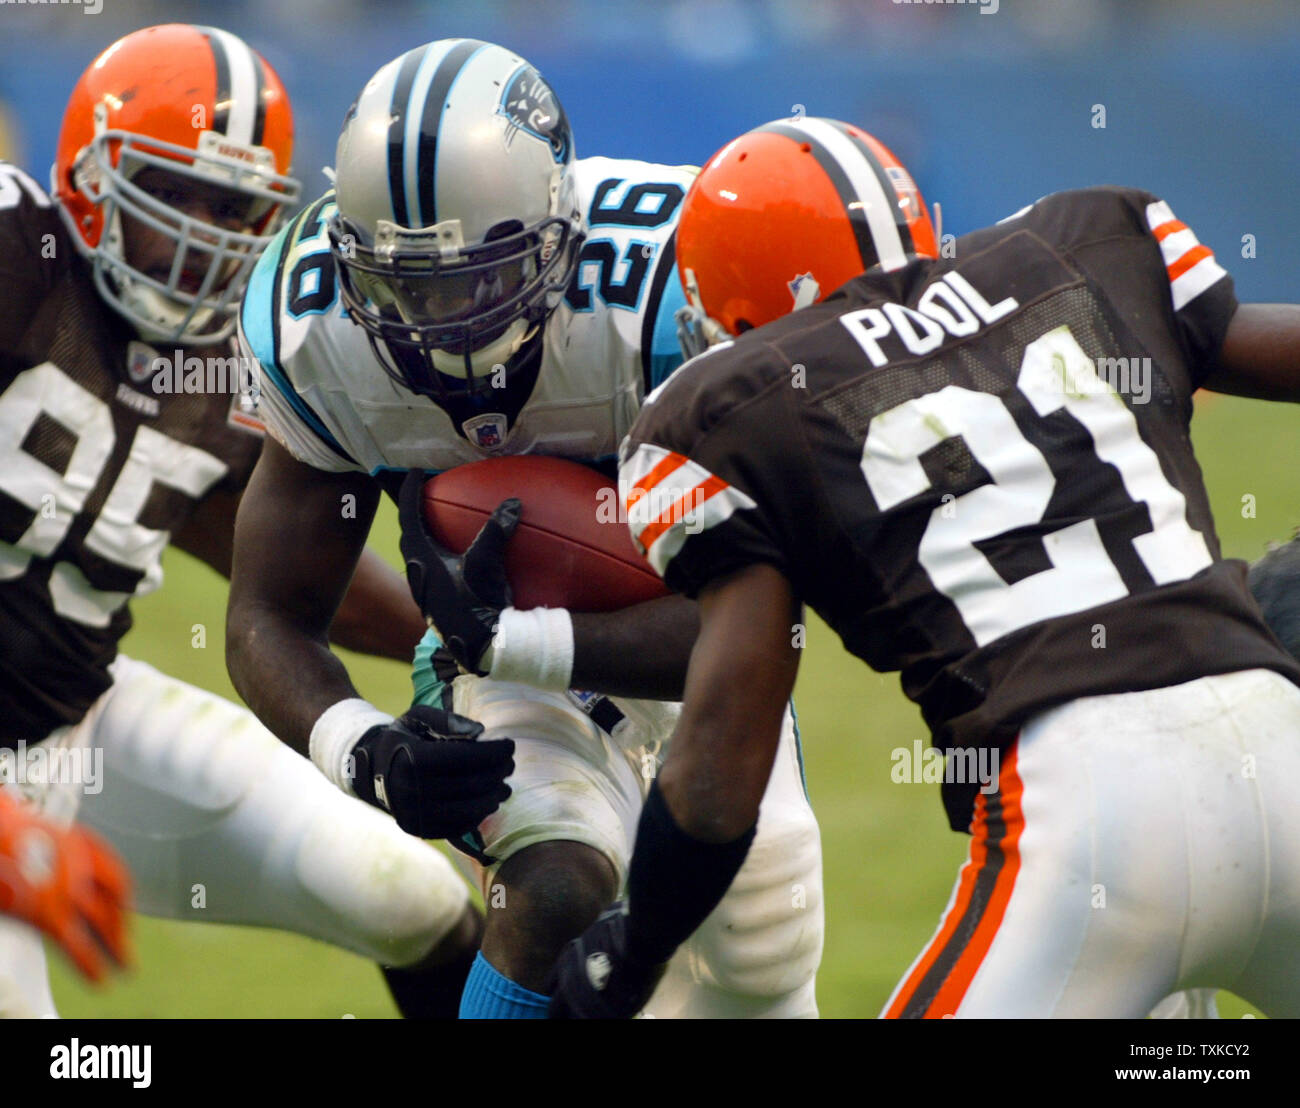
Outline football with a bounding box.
[420,455,669,612]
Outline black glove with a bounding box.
[547,903,667,1019]
[351,704,515,841]
[398,469,520,675]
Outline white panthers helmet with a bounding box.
[328,39,583,401]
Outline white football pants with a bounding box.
[882,668,1300,1018]
[0,656,469,1018]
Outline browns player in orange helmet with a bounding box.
[51,22,297,345]
[0,25,487,1017]
[551,117,1300,1018]
[674,117,939,356]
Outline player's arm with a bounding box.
[657,562,801,837]
[1200,303,1300,402]
[225,435,378,753]
[226,437,515,841]
[0,165,60,353]
[172,481,425,662]
[548,562,801,1017]
[569,597,698,700]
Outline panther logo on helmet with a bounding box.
[499,65,572,164]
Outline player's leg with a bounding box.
[74,657,476,1015]
[1216,671,1300,1018]
[880,673,1285,1018]
[0,703,108,1018]
[643,705,824,1018]
[881,729,1175,1018]
[0,917,56,1018]
[441,671,639,1018]
[1148,990,1221,1018]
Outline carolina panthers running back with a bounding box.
[230,39,824,1020]
[242,155,691,478]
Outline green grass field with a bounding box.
[47,393,1297,1018]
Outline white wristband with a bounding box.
[487,607,575,691]
[309,698,394,793]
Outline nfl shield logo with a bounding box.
[463,412,509,450]
[787,272,820,310]
[126,341,159,386]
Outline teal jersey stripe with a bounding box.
[648,260,688,389]
[241,222,288,371]
[789,699,810,801]
[411,626,452,708]
[241,216,353,462]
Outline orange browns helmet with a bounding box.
[675,117,938,357]
[52,24,299,345]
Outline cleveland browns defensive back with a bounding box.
[0,24,478,1016]
[549,117,1300,1018]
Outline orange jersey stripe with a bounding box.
[884,743,1025,1018]
[625,451,690,513]
[1150,218,1188,242]
[1166,244,1213,284]
[637,473,730,551]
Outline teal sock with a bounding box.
[459,952,550,1019]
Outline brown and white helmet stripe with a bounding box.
[197,25,267,147]
[755,116,915,272]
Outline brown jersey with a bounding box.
[622,186,1300,830]
[0,164,263,745]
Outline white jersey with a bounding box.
[239,157,696,474]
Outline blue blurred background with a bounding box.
[6,0,1298,1020]
[2,0,1298,302]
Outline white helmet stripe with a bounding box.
[203,26,259,146]
[791,116,909,272]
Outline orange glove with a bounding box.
[0,790,131,983]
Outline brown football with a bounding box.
[421,455,669,612]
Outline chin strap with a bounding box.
[675,267,732,361]
[429,319,537,381]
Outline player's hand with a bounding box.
[351,704,515,840]
[547,902,666,1019]
[0,792,132,984]
[398,469,520,675]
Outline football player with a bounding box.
[228,39,824,1018]
[0,789,130,991]
[0,24,482,1018]
[549,117,1300,1017]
